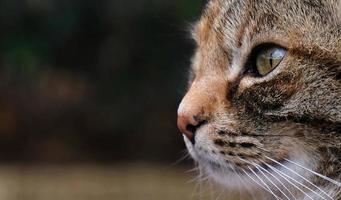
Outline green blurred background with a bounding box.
[0,0,206,164]
[0,0,238,199]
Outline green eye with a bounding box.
[255,46,286,76]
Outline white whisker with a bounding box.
[232,165,252,199]
[257,164,298,199]
[186,166,200,173]
[265,163,314,200]
[265,156,333,199]
[248,166,283,200]
[170,150,191,167]
[238,157,294,200]
[257,146,270,152]
[256,165,292,200]
[241,169,273,194]
[271,165,327,200]
[284,158,341,187]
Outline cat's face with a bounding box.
[177,0,340,196]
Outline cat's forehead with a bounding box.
[192,0,338,51]
[193,0,274,56]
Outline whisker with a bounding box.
[265,156,333,199]
[186,167,199,173]
[234,171,243,200]
[214,188,225,200]
[189,165,210,183]
[232,165,253,199]
[284,158,341,187]
[254,147,300,199]
[247,166,283,200]
[257,146,271,152]
[170,150,191,167]
[256,164,298,199]
[270,165,327,200]
[195,166,210,200]
[255,165,292,200]
[265,163,314,200]
[241,169,273,195]
[238,157,294,200]
[190,173,210,183]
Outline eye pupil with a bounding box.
[269,53,273,67]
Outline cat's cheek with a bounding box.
[268,138,309,162]
[236,68,300,112]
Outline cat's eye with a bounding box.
[253,46,286,76]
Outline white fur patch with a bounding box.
[183,133,326,199]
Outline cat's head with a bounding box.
[177,0,340,194]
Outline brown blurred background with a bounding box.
[0,0,230,199]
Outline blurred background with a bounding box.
[0,0,230,199]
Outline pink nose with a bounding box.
[177,115,197,142]
[177,113,205,144]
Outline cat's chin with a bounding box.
[189,151,259,189]
[203,163,258,189]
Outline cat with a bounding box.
[177,0,340,199]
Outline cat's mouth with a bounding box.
[182,123,312,187]
[184,134,296,175]
[193,146,280,174]
[200,154,286,175]
[183,133,317,191]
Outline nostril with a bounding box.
[186,125,197,136]
[177,112,207,145]
[186,120,207,145]
[186,125,197,144]
[195,119,207,130]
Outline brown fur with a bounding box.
[178,0,340,199]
